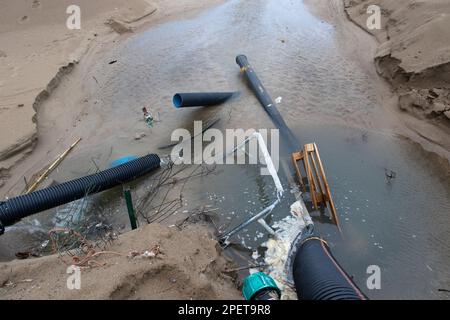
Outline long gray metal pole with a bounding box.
[236,54,300,151]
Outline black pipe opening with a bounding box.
[173,92,237,108]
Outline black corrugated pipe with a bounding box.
[292,237,367,300]
[236,55,299,151]
[0,154,161,235]
[173,92,237,108]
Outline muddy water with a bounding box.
[198,123,450,300]
[81,0,385,137]
[293,124,450,299]
[1,0,449,299]
[81,0,449,299]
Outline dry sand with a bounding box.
[0,223,241,299]
[343,0,450,159]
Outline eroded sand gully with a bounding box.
[0,0,449,299]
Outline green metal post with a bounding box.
[123,186,137,230]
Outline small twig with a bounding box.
[26,138,81,193]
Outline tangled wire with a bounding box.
[43,161,216,267]
[48,228,122,267]
[136,161,216,224]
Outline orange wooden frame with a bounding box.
[292,143,342,233]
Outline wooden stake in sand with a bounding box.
[26,138,82,194]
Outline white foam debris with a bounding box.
[252,251,260,260]
[252,200,313,300]
[249,268,259,275]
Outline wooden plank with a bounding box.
[313,143,342,234]
[304,145,318,210]
[310,147,326,207]
[291,143,342,235]
[292,151,303,161]
[291,153,306,191]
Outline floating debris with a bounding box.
[256,200,313,300]
[384,168,397,182]
[142,107,155,127]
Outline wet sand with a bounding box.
[0,0,225,191]
[1,0,449,300]
[3,0,392,196]
[0,0,158,177]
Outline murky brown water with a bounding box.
[1,0,449,299]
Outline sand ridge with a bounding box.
[344,0,450,159]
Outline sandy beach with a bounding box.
[0,0,449,300]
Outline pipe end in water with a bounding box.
[173,93,183,108]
